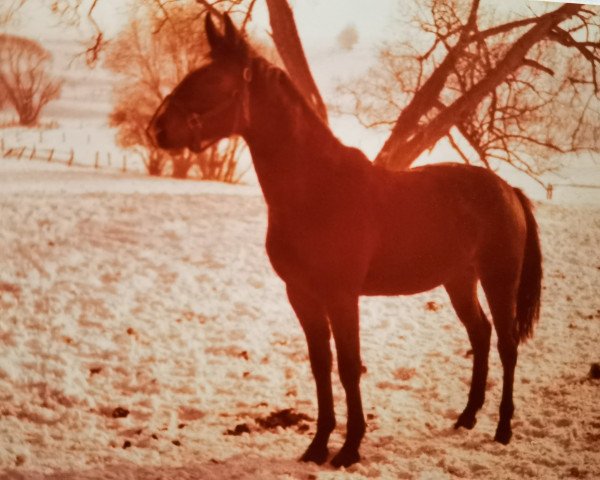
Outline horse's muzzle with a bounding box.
[146,97,173,148]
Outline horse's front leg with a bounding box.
[287,285,335,465]
[327,293,366,468]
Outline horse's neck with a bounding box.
[242,68,340,208]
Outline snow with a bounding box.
[0,157,598,479]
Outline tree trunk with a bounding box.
[264,0,328,124]
[18,113,37,126]
[16,102,38,126]
[147,150,166,176]
[172,154,193,179]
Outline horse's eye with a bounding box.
[187,113,203,130]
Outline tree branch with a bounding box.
[264,0,328,123]
[522,58,554,76]
[378,2,581,170]
[375,0,481,166]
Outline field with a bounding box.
[0,157,599,480]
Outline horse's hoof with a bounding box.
[494,427,512,445]
[300,444,329,465]
[330,447,361,468]
[454,413,477,430]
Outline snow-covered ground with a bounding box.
[0,157,598,480]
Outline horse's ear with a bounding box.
[223,14,239,45]
[206,13,248,62]
[222,13,249,60]
[205,13,223,54]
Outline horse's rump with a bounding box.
[362,163,527,296]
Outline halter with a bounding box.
[166,64,253,154]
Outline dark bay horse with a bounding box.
[148,14,542,468]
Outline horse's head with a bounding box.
[147,14,252,153]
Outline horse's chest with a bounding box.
[265,213,369,290]
[265,224,325,285]
[266,233,299,282]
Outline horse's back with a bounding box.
[362,163,527,295]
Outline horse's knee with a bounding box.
[497,336,518,369]
[468,320,492,357]
[338,354,362,385]
[479,317,492,341]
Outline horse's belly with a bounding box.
[361,242,472,296]
[361,265,446,296]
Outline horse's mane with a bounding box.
[251,56,338,146]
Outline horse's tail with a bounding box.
[513,188,543,343]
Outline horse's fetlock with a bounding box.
[317,416,336,433]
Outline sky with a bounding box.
[6,0,399,47]
[251,0,399,49]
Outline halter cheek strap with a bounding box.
[185,63,253,153]
[187,112,204,131]
[154,63,253,154]
[239,65,253,130]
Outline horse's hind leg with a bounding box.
[481,273,519,445]
[445,271,492,430]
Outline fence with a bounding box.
[545,182,600,201]
[0,137,140,173]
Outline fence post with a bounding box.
[47,149,54,162]
[95,151,99,169]
[68,148,74,166]
[29,146,36,161]
[122,155,127,173]
[0,138,3,155]
[107,152,112,167]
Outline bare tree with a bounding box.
[263,0,328,123]
[34,0,600,184]
[0,82,7,111]
[339,1,600,182]
[217,0,599,184]
[337,24,359,52]
[0,0,26,27]
[108,83,169,176]
[0,34,63,126]
[105,1,246,180]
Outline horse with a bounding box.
[147,14,542,468]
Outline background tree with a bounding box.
[105,1,247,180]
[337,24,359,52]
[0,0,26,28]
[21,0,600,186]
[0,34,63,126]
[0,83,7,111]
[338,0,600,183]
[108,83,170,176]
[263,0,328,123]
